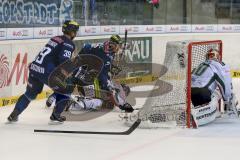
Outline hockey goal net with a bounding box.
[128,40,222,128]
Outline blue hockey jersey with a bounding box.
[79,41,114,90]
[29,35,75,82]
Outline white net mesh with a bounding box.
[128,40,222,128]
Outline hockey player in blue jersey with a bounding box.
[71,34,133,112]
[46,35,133,112]
[7,20,80,123]
[79,35,121,91]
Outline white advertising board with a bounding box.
[0,44,12,97]
[6,28,33,40]
[119,25,142,34]
[192,25,218,33]
[218,24,240,32]
[0,28,7,40]
[100,26,119,35]
[33,27,59,38]
[80,26,101,36]
[140,25,166,34]
[166,25,191,33]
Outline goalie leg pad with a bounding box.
[191,89,221,127]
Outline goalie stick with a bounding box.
[34,119,141,135]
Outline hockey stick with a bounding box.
[119,29,128,62]
[34,30,141,135]
[34,119,141,135]
[134,102,186,110]
[112,29,128,78]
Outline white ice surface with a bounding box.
[0,79,240,160]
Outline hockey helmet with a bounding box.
[108,35,122,53]
[110,35,122,45]
[62,20,80,33]
[206,48,220,61]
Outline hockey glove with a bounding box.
[74,65,98,84]
[119,103,134,113]
[111,65,122,76]
[107,80,115,91]
[74,65,88,81]
[224,93,239,117]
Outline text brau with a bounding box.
[125,40,150,62]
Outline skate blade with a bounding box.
[5,117,18,124]
[5,120,18,124]
[48,120,64,125]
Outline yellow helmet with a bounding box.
[62,20,80,33]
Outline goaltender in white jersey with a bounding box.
[191,49,239,127]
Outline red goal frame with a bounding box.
[186,40,223,128]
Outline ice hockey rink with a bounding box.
[0,79,239,160]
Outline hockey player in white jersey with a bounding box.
[191,48,239,127]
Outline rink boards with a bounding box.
[0,33,240,107]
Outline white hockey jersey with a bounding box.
[191,60,232,102]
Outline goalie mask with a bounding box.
[206,49,220,61]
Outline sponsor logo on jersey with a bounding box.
[48,40,58,48]
[30,63,45,74]
[63,43,74,49]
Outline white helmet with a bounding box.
[206,48,220,61]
